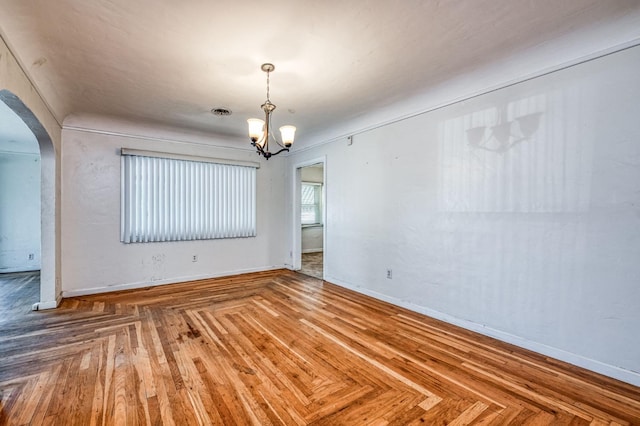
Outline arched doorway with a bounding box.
[0,90,57,309]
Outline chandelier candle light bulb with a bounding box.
[247,63,296,159]
[248,118,266,145]
[279,125,296,147]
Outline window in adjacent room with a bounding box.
[301,182,323,226]
[120,149,258,243]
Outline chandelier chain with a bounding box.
[266,70,270,102]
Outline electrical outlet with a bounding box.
[386,269,392,279]
[192,255,198,262]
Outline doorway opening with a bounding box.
[0,90,57,310]
[293,159,325,279]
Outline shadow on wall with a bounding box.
[438,92,594,213]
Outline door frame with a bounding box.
[291,156,326,274]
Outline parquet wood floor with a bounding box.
[1,270,639,425]
[0,271,39,318]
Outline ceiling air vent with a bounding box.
[211,107,232,116]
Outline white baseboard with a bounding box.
[302,249,324,254]
[32,292,62,310]
[324,274,640,388]
[62,265,284,298]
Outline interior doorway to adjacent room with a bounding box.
[0,90,56,310]
[295,161,325,279]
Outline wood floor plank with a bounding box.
[1,270,639,424]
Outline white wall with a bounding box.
[286,45,640,385]
[0,152,40,272]
[61,123,287,296]
[301,227,323,253]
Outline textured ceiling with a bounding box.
[1,0,640,148]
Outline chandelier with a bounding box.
[247,63,296,159]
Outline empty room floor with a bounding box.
[1,270,639,424]
[300,252,323,279]
[0,271,40,317]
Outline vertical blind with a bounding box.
[121,151,257,243]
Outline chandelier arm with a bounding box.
[254,140,266,156]
[267,111,287,149]
[270,147,290,157]
[273,138,287,149]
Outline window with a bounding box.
[120,149,257,243]
[301,182,322,225]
